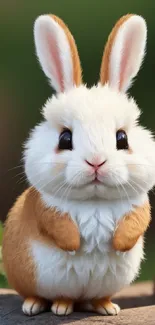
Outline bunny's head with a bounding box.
[24,14,155,201]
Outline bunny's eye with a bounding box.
[116,130,128,150]
[58,129,72,150]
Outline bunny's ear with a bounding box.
[34,15,82,93]
[100,14,147,92]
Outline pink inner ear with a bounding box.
[47,32,64,92]
[119,30,133,91]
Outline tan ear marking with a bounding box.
[100,14,133,85]
[51,15,82,86]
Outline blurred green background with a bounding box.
[0,0,155,288]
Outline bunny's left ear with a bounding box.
[34,15,82,93]
[100,14,147,92]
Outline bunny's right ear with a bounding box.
[100,14,147,92]
[34,15,82,93]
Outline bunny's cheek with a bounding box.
[52,163,65,174]
[105,168,128,186]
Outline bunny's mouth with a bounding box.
[91,179,101,185]
[70,179,102,190]
[74,178,103,189]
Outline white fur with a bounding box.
[24,14,155,302]
[31,195,145,300]
[24,83,155,301]
[109,16,147,92]
[24,85,155,202]
[34,15,74,92]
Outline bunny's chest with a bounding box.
[69,202,127,253]
[31,197,145,299]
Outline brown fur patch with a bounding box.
[113,201,151,252]
[100,14,133,85]
[2,189,37,297]
[37,193,80,252]
[52,298,73,307]
[2,187,80,297]
[51,15,82,86]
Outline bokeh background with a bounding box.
[0,0,155,287]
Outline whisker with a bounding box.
[112,174,131,204]
[126,181,141,196]
[16,175,28,186]
[129,179,146,193]
[53,179,68,199]
[60,172,81,204]
[108,162,155,169]
[110,168,147,201]
[36,172,65,194]
[111,172,123,204]
[12,171,26,180]
[8,164,24,172]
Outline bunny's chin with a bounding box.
[39,181,140,202]
[67,183,120,200]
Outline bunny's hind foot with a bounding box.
[22,297,48,316]
[51,298,74,315]
[83,297,120,315]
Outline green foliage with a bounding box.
[0,223,9,288]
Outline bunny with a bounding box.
[2,14,155,317]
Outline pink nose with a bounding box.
[85,160,106,170]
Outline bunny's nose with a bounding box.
[85,159,106,171]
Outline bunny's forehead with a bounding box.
[43,84,140,131]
